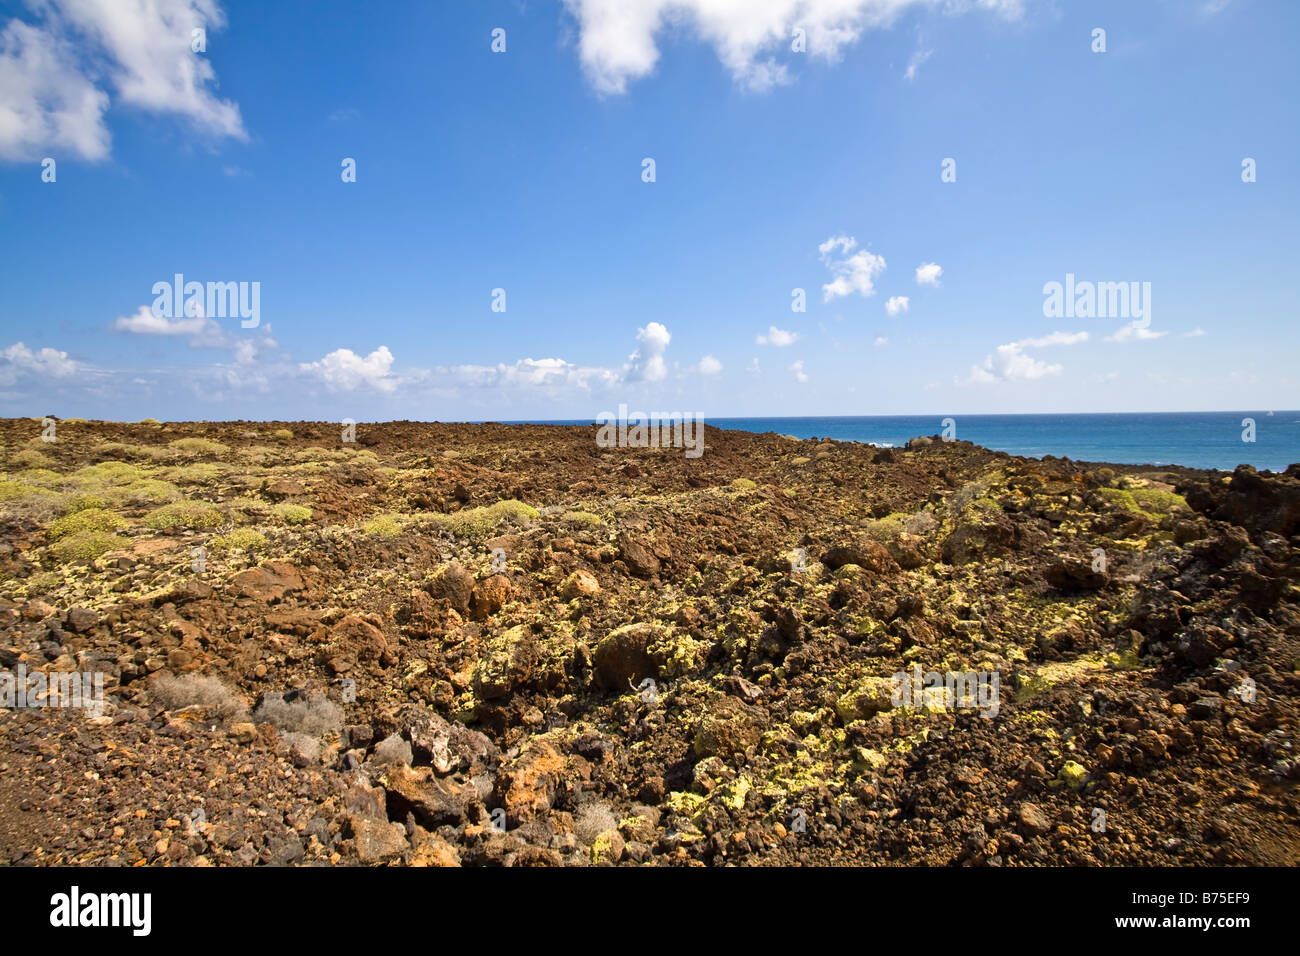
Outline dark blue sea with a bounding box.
[515,412,1300,473]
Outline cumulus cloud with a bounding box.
[959,330,1087,385]
[885,295,909,316]
[0,341,82,385]
[697,354,722,375]
[819,235,886,301]
[624,321,671,382]
[300,346,398,393]
[0,0,245,162]
[788,359,808,383]
[756,325,800,346]
[559,0,1024,94]
[1106,322,1167,343]
[0,20,110,161]
[874,335,888,347]
[915,262,942,286]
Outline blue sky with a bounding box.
[0,0,1296,422]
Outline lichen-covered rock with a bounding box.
[559,569,600,600]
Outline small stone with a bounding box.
[64,607,99,633]
[559,569,600,600]
[1017,803,1051,835]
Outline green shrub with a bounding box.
[60,494,112,514]
[10,449,51,469]
[272,502,312,524]
[0,481,56,503]
[48,507,128,539]
[211,528,268,552]
[119,478,180,504]
[167,437,230,457]
[143,500,226,530]
[15,468,62,487]
[73,461,144,485]
[428,499,538,539]
[50,531,128,562]
[361,514,406,537]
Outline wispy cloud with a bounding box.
[904,46,932,81]
[1107,322,1168,343]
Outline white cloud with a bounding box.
[904,46,932,81]
[112,304,279,361]
[885,295,909,316]
[1106,322,1168,343]
[697,354,722,375]
[624,321,671,382]
[788,359,808,383]
[874,336,888,347]
[443,357,619,392]
[959,330,1087,385]
[0,0,245,162]
[1016,330,1089,348]
[756,325,800,346]
[113,304,211,337]
[746,357,761,375]
[915,262,942,286]
[819,234,886,301]
[1184,327,1207,338]
[300,346,398,393]
[559,0,1023,95]
[0,341,81,385]
[0,20,110,161]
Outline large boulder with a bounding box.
[820,540,898,574]
[425,562,475,614]
[592,623,662,690]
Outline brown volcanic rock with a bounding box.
[425,562,475,614]
[0,415,1296,869]
[617,535,660,578]
[592,623,662,690]
[229,561,306,601]
[820,541,898,574]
